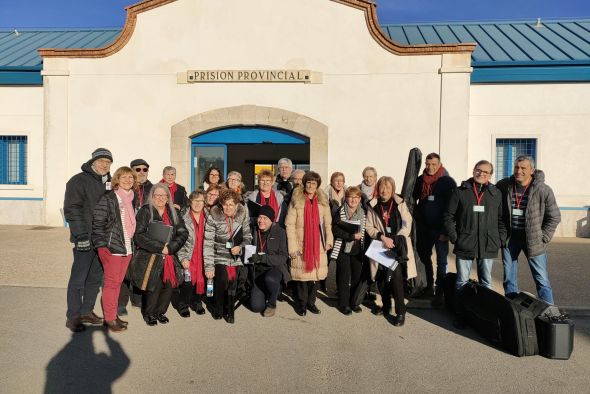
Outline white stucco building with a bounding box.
[0,0,588,236]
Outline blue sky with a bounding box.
[1,0,590,28]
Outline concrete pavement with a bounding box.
[0,225,589,393]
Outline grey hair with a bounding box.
[515,155,535,169]
[473,160,494,175]
[162,166,176,175]
[148,183,178,224]
[227,170,242,181]
[362,166,377,177]
[290,169,305,179]
[277,158,292,168]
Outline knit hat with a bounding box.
[91,148,113,163]
[258,205,276,222]
[130,158,149,168]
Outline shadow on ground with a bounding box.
[44,326,130,394]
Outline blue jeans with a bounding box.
[455,257,494,291]
[416,227,449,288]
[502,237,554,304]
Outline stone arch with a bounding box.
[170,105,328,186]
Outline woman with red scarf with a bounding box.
[133,183,188,326]
[246,169,284,229]
[175,191,208,317]
[92,166,138,332]
[285,171,334,316]
[161,166,189,211]
[203,189,252,323]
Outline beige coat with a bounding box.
[286,186,334,281]
[365,194,417,281]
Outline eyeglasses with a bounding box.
[207,193,219,197]
[209,173,220,178]
[228,178,240,182]
[474,169,491,175]
[153,194,168,198]
[259,179,272,184]
[192,199,205,204]
[134,168,148,173]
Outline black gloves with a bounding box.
[75,235,92,252]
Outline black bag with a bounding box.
[442,272,457,313]
[459,281,538,357]
[147,221,173,243]
[535,313,575,360]
[510,292,551,317]
[130,250,164,292]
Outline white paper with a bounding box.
[364,240,399,271]
[244,245,257,264]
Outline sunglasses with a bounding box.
[135,168,149,173]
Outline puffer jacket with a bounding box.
[444,179,507,260]
[92,191,133,255]
[496,170,561,257]
[365,194,417,281]
[285,186,334,281]
[63,160,111,243]
[203,204,252,272]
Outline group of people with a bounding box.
[63,149,561,333]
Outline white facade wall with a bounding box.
[0,86,45,224]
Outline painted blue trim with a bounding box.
[193,127,308,144]
[0,71,43,85]
[472,65,590,83]
[0,197,44,201]
[559,206,590,211]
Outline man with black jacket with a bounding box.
[412,153,456,305]
[444,160,507,327]
[130,158,153,211]
[63,148,113,332]
[496,156,561,304]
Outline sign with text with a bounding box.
[186,69,312,83]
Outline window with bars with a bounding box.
[495,138,537,181]
[0,136,27,185]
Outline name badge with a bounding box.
[386,226,392,233]
[257,252,266,256]
[473,205,485,213]
[512,209,524,217]
[105,181,112,191]
[427,195,435,202]
[225,241,233,249]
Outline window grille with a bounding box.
[495,138,536,181]
[0,136,27,184]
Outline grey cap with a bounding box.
[130,158,149,168]
[91,148,113,163]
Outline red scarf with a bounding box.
[226,266,237,281]
[161,179,178,202]
[161,208,178,288]
[260,191,279,222]
[303,194,321,273]
[420,165,445,200]
[189,210,206,294]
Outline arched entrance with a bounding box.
[170,105,328,189]
[191,126,310,190]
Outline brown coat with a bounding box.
[285,186,334,281]
[365,194,417,281]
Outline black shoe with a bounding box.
[224,314,235,324]
[180,310,190,318]
[351,305,362,313]
[191,303,206,315]
[365,292,377,301]
[212,313,223,320]
[295,307,307,317]
[393,314,406,327]
[145,315,158,326]
[277,293,286,302]
[157,314,169,324]
[307,304,321,314]
[373,305,391,316]
[339,306,352,316]
[117,306,128,316]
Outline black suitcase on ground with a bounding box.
[459,282,538,357]
[442,272,457,313]
[536,313,575,360]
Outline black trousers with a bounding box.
[250,268,282,312]
[66,248,103,319]
[118,278,142,307]
[172,281,203,312]
[377,267,406,316]
[142,280,172,318]
[336,252,363,308]
[293,280,320,309]
[213,264,231,316]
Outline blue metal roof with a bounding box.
[0,29,120,85]
[381,20,590,83]
[2,20,590,85]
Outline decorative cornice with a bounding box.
[38,0,475,59]
[332,0,476,55]
[38,0,177,58]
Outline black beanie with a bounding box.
[258,205,276,222]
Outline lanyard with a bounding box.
[380,200,394,223]
[513,183,529,209]
[224,215,234,237]
[257,229,267,253]
[473,183,485,206]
